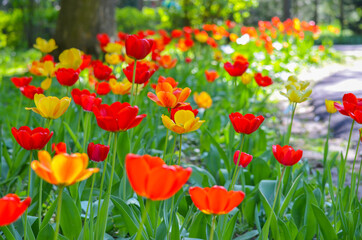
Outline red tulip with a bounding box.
[189,186,245,215]
[71,89,95,105]
[93,62,113,81]
[97,33,110,52]
[11,76,32,88]
[229,113,264,134]
[0,194,31,226]
[55,68,79,86]
[20,85,44,100]
[254,73,273,87]
[87,142,110,162]
[93,102,146,132]
[205,70,219,82]
[126,154,192,200]
[349,110,362,124]
[123,61,156,84]
[171,105,198,121]
[40,54,55,62]
[52,142,67,155]
[334,93,362,116]
[224,61,249,77]
[80,54,92,70]
[272,145,303,166]
[233,151,253,167]
[125,34,154,60]
[95,82,111,95]
[11,126,53,151]
[185,57,192,63]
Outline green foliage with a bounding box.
[116,7,161,33]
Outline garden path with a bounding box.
[293,45,362,197]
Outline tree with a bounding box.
[282,0,292,20]
[55,0,116,56]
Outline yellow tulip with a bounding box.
[104,43,123,54]
[280,76,312,103]
[58,48,82,70]
[110,78,132,95]
[40,78,52,90]
[40,61,56,78]
[241,73,252,85]
[194,92,212,109]
[325,99,340,114]
[161,110,205,134]
[33,37,58,53]
[105,53,121,65]
[26,94,71,119]
[31,150,99,186]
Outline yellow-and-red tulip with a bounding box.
[161,110,205,134]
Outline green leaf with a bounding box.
[234,230,259,240]
[311,204,337,240]
[40,197,57,230]
[251,158,271,184]
[188,165,216,187]
[222,212,238,240]
[259,180,279,240]
[171,212,180,240]
[155,221,167,240]
[279,172,303,216]
[0,226,16,240]
[189,212,208,239]
[60,191,82,239]
[63,122,83,152]
[110,196,138,235]
[205,129,230,172]
[37,224,54,240]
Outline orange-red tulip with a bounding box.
[189,186,245,215]
[0,194,31,226]
[272,145,303,166]
[126,154,192,200]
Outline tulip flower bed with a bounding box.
[0,17,360,240]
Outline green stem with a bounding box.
[348,131,361,211]
[97,132,113,215]
[134,84,139,106]
[99,132,118,240]
[163,128,169,160]
[168,133,177,165]
[24,150,32,240]
[84,163,96,227]
[209,215,217,240]
[38,179,43,230]
[229,134,245,190]
[15,94,23,127]
[177,134,182,165]
[264,166,286,238]
[285,102,297,145]
[135,198,151,240]
[53,186,64,240]
[337,121,355,201]
[83,112,91,152]
[321,114,332,208]
[167,196,175,240]
[355,142,362,198]
[130,60,137,106]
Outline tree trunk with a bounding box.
[314,0,318,24]
[339,0,344,32]
[282,0,292,20]
[55,0,116,57]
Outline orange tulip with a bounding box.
[158,55,177,69]
[147,82,191,109]
[31,150,99,186]
[193,92,212,109]
[126,154,192,200]
[189,186,245,215]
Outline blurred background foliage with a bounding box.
[0,0,361,50]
